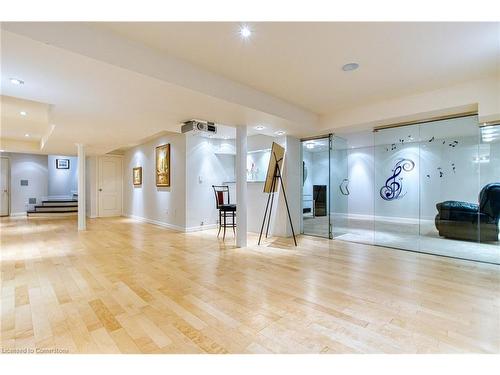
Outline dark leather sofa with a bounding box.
[435,183,500,242]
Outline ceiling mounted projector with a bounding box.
[181,119,217,134]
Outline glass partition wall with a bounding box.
[301,136,331,238]
[331,114,500,264]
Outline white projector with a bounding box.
[181,120,217,134]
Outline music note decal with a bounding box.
[379,159,415,201]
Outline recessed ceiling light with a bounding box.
[275,130,285,136]
[9,78,24,85]
[25,133,30,137]
[255,125,265,131]
[342,63,359,72]
[239,25,252,39]
[20,111,27,116]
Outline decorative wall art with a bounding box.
[56,159,70,169]
[133,167,142,186]
[155,144,170,187]
[379,158,415,201]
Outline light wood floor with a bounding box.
[1,216,499,354]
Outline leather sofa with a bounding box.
[435,183,500,242]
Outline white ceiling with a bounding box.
[0,30,297,155]
[101,22,500,114]
[1,22,498,156]
[0,95,51,141]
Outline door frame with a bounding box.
[97,154,123,217]
[0,156,11,217]
[300,134,333,239]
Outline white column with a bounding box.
[77,143,86,231]
[236,126,247,247]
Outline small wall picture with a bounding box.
[133,167,142,186]
[156,143,170,187]
[56,159,70,169]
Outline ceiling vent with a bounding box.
[181,119,217,134]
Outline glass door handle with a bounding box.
[339,179,350,196]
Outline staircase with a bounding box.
[27,199,78,217]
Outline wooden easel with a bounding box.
[258,151,297,246]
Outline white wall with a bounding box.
[85,156,98,218]
[4,153,48,214]
[321,75,500,133]
[47,155,78,199]
[123,133,186,230]
[121,131,301,238]
[185,135,235,230]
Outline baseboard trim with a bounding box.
[124,214,185,232]
[332,213,434,225]
[10,212,27,217]
[185,224,218,232]
[124,214,218,233]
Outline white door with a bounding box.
[98,156,123,217]
[0,157,9,216]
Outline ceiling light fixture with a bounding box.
[20,111,27,116]
[274,130,285,136]
[239,25,252,39]
[255,125,265,131]
[342,63,359,72]
[25,133,30,137]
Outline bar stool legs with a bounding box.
[217,210,222,237]
[223,212,227,240]
[217,210,236,240]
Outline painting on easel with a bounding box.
[263,142,285,193]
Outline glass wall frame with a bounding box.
[331,114,500,264]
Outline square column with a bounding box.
[236,126,247,247]
[77,143,86,231]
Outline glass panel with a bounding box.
[478,124,500,261]
[330,115,498,264]
[301,137,330,238]
[373,124,421,251]
[418,116,487,261]
[331,135,349,238]
[339,130,375,245]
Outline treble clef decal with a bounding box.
[379,159,415,201]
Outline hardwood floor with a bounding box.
[1,216,499,354]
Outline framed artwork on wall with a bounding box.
[133,167,142,186]
[155,143,170,187]
[56,159,70,169]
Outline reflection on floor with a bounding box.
[333,217,500,264]
[2,216,499,353]
[303,215,329,237]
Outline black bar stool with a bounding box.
[212,185,236,240]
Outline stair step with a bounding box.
[34,206,78,212]
[27,211,78,217]
[42,201,78,207]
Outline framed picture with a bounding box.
[56,159,70,169]
[155,144,170,187]
[133,167,142,186]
